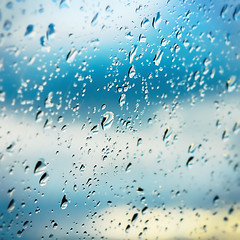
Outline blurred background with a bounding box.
[0,0,240,239]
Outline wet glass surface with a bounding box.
[0,0,240,239]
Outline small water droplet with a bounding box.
[39,172,49,186]
[233,122,240,134]
[91,125,99,135]
[125,163,132,172]
[128,65,136,78]
[163,127,172,141]
[153,49,163,66]
[59,0,70,8]
[186,156,194,167]
[101,111,114,130]
[131,213,138,224]
[91,12,99,26]
[119,94,126,107]
[125,224,131,233]
[66,48,78,63]
[60,194,68,209]
[233,5,240,21]
[226,75,237,92]
[24,24,34,38]
[141,18,150,28]
[34,159,47,175]
[46,23,55,40]
[129,45,138,64]
[3,20,12,31]
[7,199,15,212]
[220,4,228,19]
[222,130,229,141]
[137,138,142,146]
[152,12,161,29]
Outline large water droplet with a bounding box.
[24,24,34,38]
[46,23,55,40]
[3,20,12,31]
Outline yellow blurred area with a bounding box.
[89,204,240,239]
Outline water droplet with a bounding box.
[125,224,131,233]
[7,199,15,212]
[131,213,138,224]
[91,125,99,135]
[142,206,148,215]
[129,45,138,64]
[233,5,240,21]
[128,65,136,78]
[186,156,194,167]
[220,4,228,19]
[152,12,161,29]
[213,195,219,204]
[125,163,132,172]
[46,23,55,40]
[91,12,99,26]
[161,38,168,47]
[163,127,172,141]
[233,122,240,134]
[34,160,47,175]
[141,18,150,28]
[101,111,114,130]
[59,0,70,8]
[24,24,34,37]
[119,94,126,107]
[39,172,49,186]
[3,20,12,31]
[60,194,68,209]
[125,31,133,40]
[66,48,78,63]
[222,130,229,141]
[153,49,163,66]
[0,91,6,102]
[137,138,142,146]
[44,92,54,108]
[226,75,237,92]
[188,144,196,154]
[139,34,146,42]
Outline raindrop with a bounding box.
[131,213,138,224]
[7,199,15,212]
[125,163,132,172]
[59,0,70,8]
[129,45,138,64]
[34,159,47,175]
[91,125,99,135]
[101,111,114,130]
[46,23,55,40]
[60,194,68,209]
[91,12,99,26]
[233,5,240,21]
[141,18,150,28]
[128,65,136,78]
[3,20,12,31]
[186,156,194,167]
[66,48,78,63]
[152,12,161,29]
[226,75,237,92]
[139,34,146,42]
[137,138,142,146]
[125,224,131,233]
[153,49,163,66]
[233,122,240,134]
[39,172,49,186]
[24,24,34,37]
[222,130,229,141]
[220,4,228,19]
[119,94,126,107]
[163,127,172,141]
